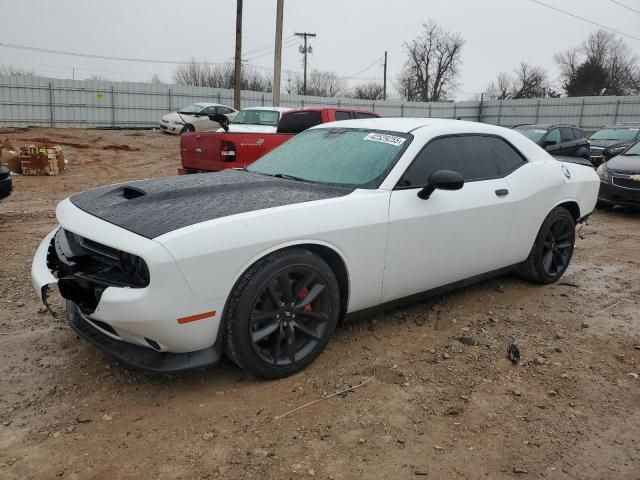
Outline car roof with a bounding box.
[312,117,510,134]
[603,123,640,128]
[240,106,291,113]
[285,106,378,115]
[515,124,579,129]
[193,102,228,108]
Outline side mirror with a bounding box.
[417,169,464,200]
[208,113,229,132]
[544,140,556,148]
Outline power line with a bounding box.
[607,0,640,16]
[243,34,296,56]
[343,57,383,80]
[525,0,640,41]
[0,41,230,65]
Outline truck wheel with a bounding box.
[517,207,575,284]
[224,249,340,379]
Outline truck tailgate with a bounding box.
[180,132,293,172]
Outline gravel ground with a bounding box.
[0,129,639,480]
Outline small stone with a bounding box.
[490,317,498,323]
[627,373,639,379]
[548,390,558,397]
[561,373,570,379]
[535,357,545,365]
[581,322,589,328]
[52,431,61,438]
[512,390,522,397]
[358,438,365,444]
[433,445,444,451]
[66,426,75,433]
[202,432,215,441]
[513,466,528,474]
[403,382,410,387]
[442,353,451,359]
[415,469,428,476]
[308,469,315,476]
[16,300,25,307]
[102,414,113,421]
[461,327,470,332]
[634,345,640,350]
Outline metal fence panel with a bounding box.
[0,74,639,130]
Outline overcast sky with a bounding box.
[1,0,638,100]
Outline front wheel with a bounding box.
[518,207,576,284]
[224,249,340,379]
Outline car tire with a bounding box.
[180,124,195,135]
[517,207,576,285]
[224,249,340,379]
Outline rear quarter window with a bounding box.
[277,111,322,134]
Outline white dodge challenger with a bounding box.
[32,118,599,378]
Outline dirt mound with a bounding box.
[100,144,141,152]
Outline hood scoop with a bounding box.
[120,185,146,200]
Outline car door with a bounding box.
[381,134,520,303]
[193,106,217,131]
[559,127,578,156]
[542,128,563,155]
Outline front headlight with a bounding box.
[596,164,609,182]
[606,146,626,157]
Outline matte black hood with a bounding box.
[70,170,353,239]
[606,155,640,173]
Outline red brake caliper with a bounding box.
[298,287,313,315]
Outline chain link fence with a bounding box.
[1,74,639,131]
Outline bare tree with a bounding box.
[555,30,640,96]
[175,60,271,92]
[0,65,36,76]
[396,20,465,102]
[348,82,385,100]
[484,63,550,99]
[150,74,164,84]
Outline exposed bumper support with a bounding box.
[67,301,222,373]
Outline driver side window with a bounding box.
[397,135,501,188]
[545,128,561,145]
[201,106,217,115]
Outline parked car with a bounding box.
[32,118,599,378]
[160,103,238,135]
[0,165,12,200]
[514,124,590,160]
[223,107,292,134]
[596,140,640,207]
[589,123,640,166]
[179,107,379,174]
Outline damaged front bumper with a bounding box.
[31,220,225,372]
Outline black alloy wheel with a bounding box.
[249,266,331,366]
[224,249,340,378]
[518,206,576,284]
[541,216,574,277]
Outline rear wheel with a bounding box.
[224,249,340,379]
[518,207,575,284]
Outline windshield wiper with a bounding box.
[272,173,307,182]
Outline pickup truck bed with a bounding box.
[180,107,379,174]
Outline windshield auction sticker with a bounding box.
[363,133,406,147]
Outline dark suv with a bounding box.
[0,165,12,200]
[589,123,640,166]
[514,124,590,161]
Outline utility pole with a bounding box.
[272,0,284,106]
[295,31,316,95]
[233,0,243,110]
[383,51,387,100]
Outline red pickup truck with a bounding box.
[179,107,379,174]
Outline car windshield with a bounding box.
[623,142,640,156]
[590,128,639,141]
[247,128,412,188]
[178,104,204,114]
[515,127,547,142]
[233,109,280,126]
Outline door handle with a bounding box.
[495,189,509,197]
